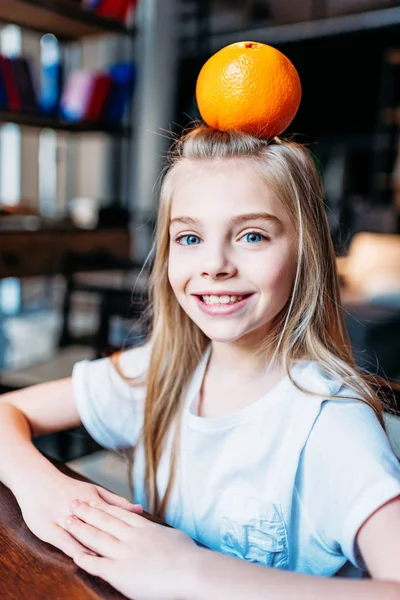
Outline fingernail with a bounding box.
[70,499,81,511]
[89,500,100,508]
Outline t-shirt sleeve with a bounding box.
[297,398,400,569]
[71,344,150,450]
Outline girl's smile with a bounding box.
[193,292,255,316]
[168,159,296,346]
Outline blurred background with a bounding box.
[1,0,400,483]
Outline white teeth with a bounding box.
[202,295,244,305]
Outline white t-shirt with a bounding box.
[72,343,400,577]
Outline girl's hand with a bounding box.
[17,471,142,558]
[65,500,198,600]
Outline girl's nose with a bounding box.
[200,245,237,280]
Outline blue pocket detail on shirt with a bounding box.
[220,503,289,569]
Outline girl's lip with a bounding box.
[194,292,253,297]
[193,293,254,316]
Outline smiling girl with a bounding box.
[0,127,400,600]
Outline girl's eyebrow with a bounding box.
[169,212,281,227]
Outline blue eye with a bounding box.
[176,234,201,246]
[243,232,265,243]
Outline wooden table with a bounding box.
[0,460,163,599]
[0,227,131,279]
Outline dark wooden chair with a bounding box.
[58,249,150,350]
[0,250,151,462]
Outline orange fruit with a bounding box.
[195,41,302,139]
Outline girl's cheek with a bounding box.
[168,266,189,294]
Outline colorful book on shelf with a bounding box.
[60,70,94,122]
[94,0,139,22]
[10,57,38,113]
[0,55,22,112]
[0,62,7,109]
[102,62,135,125]
[81,0,102,9]
[84,73,112,122]
[40,55,63,115]
[60,69,115,124]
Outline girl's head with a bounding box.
[151,126,350,367]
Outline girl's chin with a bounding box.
[193,323,254,344]
[190,322,237,340]
[193,319,273,346]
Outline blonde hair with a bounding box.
[113,125,385,518]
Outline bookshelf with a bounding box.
[185,6,400,53]
[0,0,137,277]
[0,0,137,134]
[0,0,136,40]
[0,228,131,278]
[0,108,131,134]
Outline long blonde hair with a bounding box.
[114,125,384,518]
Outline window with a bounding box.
[39,34,60,216]
[0,25,22,206]
[0,26,23,323]
[39,128,58,216]
[0,124,21,206]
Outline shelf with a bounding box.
[0,0,135,40]
[0,227,131,278]
[203,6,400,51]
[0,110,130,135]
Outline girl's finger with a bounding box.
[83,500,147,528]
[70,501,132,541]
[96,487,143,514]
[53,523,97,558]
[64,515,121,558]
[73,551,110,578]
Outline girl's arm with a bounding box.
[0,380,141,557]
[64,496,400,600]
[357,494,400,581]
[0,378,81,492]
[185,544,399,600]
